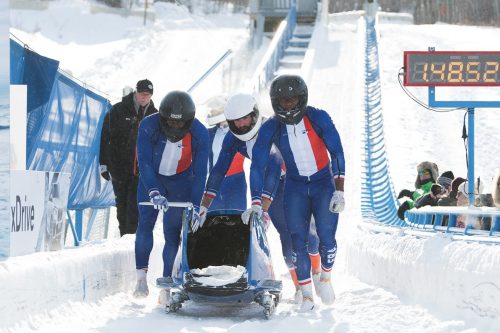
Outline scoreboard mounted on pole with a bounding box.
[401,50,500,218]
[404,51,500,86]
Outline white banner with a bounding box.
[10,85,27,170]
[10,170,71,256]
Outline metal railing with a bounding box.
[406,206,500,237]
[250,1,297,94]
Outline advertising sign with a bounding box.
[10,170,71,256]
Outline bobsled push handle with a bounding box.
[250,211,263,226]
[139,202,193,208]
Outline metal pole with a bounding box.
[187,49,233,93]
[143,0,148,26]
[467,107,475,206]
[75,209,83,245]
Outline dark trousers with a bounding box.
[112,175,139,236]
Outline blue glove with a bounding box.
[149,190,168,212]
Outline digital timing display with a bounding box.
[404,51,500,86]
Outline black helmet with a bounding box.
[159,91,196,142]
[270,75,308,125]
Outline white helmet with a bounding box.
[224,93,263,141]
[205,94,228,126]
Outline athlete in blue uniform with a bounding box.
[250,75,345,312]
[133,91,209,299]
[198,94,319,301]
[199,94,281,222]
[205,95,246,211]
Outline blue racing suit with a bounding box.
[250,107,345,284]
[135,114,209,278]
[205,127,318,269]
[207,126,246,211]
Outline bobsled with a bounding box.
[155,203,282,319]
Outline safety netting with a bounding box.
[10,39,114,210]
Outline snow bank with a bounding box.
[344,224,500,332]
[0,236,136,328]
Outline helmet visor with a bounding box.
[228,111,257,136]
[160,117,193,142]
[278,96,300,110]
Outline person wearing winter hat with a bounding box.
[414,171,454,209]
[448,177,466,201]
[455,178,486,229]
[437,171,454,190]
[99,79,157,236]
[492,169,500,208]
[414,161,439,189]
[457,178,484,206]
[136,79,154,94]
[397,161,439,220]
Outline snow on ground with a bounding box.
[3,1,500,332]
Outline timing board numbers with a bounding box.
[404,51,500,86]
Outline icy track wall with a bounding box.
[344,17,500,332]
[0,236,136,328]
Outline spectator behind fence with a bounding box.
[397,161,439,220]
[493,168,500,208]
[99,79,157,236]
[435,176,465,227]
[456,178,485,229]
[440,176,466,207]
[492,169,500,232]
[414,171,454,209]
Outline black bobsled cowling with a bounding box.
[164,207,281,318]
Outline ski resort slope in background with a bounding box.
[4,1,500,332]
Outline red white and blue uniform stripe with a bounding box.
[250,106,345,283]
[207,126,246,211]
[135,113,209,278]
[205,130,281,203]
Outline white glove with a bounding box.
[329,190,345,213]
[192,206,208,233]
[149,190,169,212]
[191,210,201,233]
[99,164,111,181]
[241,205,263,225]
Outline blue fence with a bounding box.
[361,18,500,241]
[11,39,115,246]
[406,206,500,236]
[11,40,114,210]
[360,18,401,226]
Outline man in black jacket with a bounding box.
[99,79,158,236]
